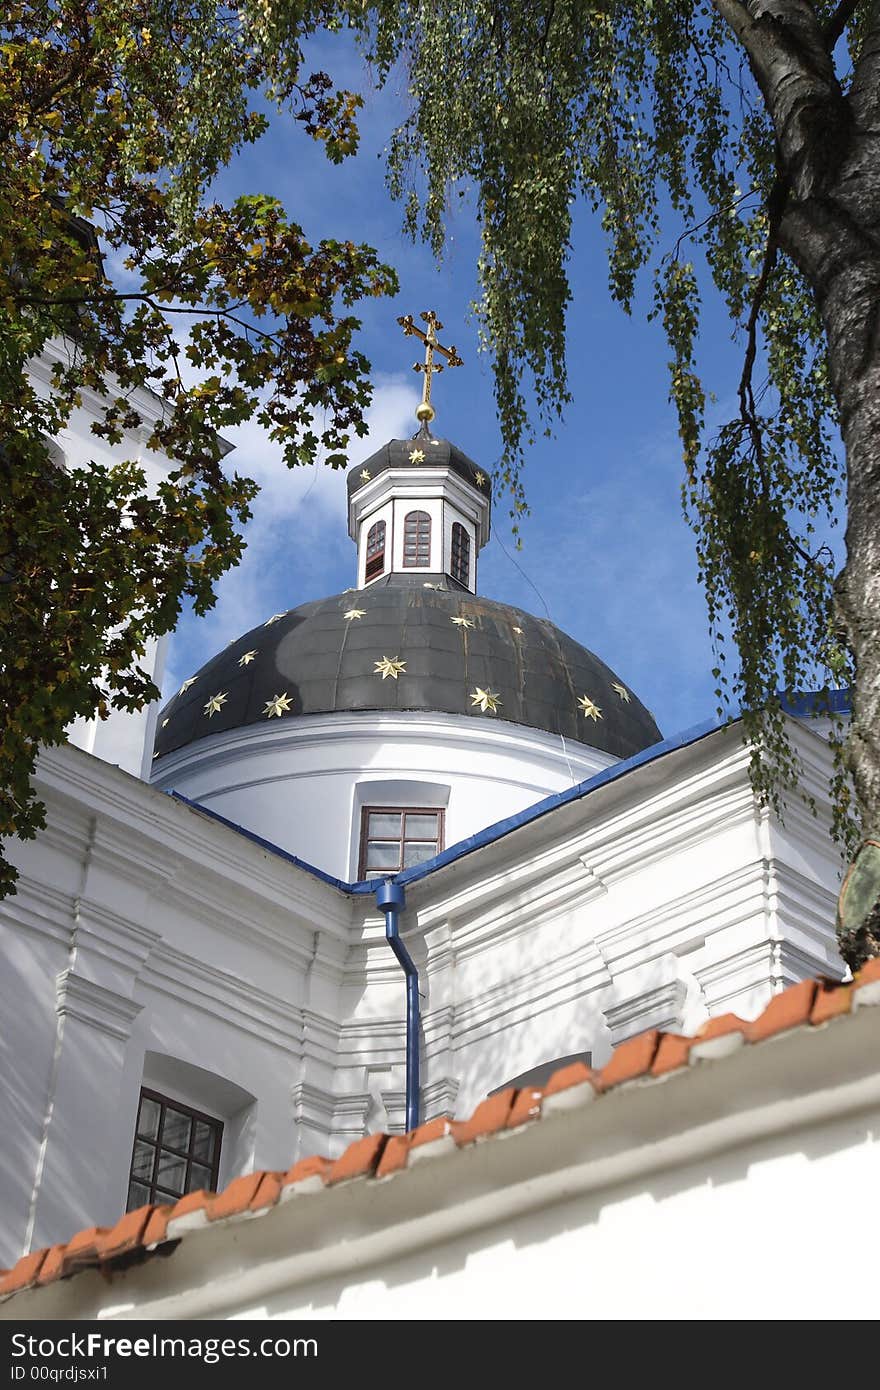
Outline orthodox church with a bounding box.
[0,321,851,1308]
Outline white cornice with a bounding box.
[348,466,490,545]
[401,738,756,935]
[55,970,143,1042]
[33,744,351,931]
[151,708,610,787]
[141,944,308,1053]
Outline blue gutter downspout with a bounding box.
[375,880,420,1132]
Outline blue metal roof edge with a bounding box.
[779,687,851,717]
[167,790,352,893]
[384,712,731,891]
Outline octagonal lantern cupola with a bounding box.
[347,308,491,594]
[347,434,491,593]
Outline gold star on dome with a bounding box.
[611,681,631,703]
[204,691,228,718]
[178,677,196,695]
[470,686,501,714]
[238,649,258,666]
[264,613,285,626]
[450,615,474,629]
[263,692,293,719]
[374,655,407,680]
[360,468,371,482]
[474,471,486,487]
[408,448,425,464]
[344,608,366,620]
[577,695,602,721]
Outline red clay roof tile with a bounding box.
[857,957,880,987]
[60,1228,109,1277]
[35,1246,65,1286]
[542,1061,595,1097]
[141,1205,172,1247]
[167,1190,209,1221]
[207,1172,267,1222]
[506,1086,543,1129]
[651,1033,693,1077]
[811,980,853,1027]
[281,1155,332,1190]
[452,1088,516,1144]
[746,979,817,1042]
[697,1013,747,1041]
[0,1249,47,1297]
[94,1207,153,1262]
[376,1117,451,1178]
[249,1172,283,1213]
[325,1133,386,1186]
[597,1030,659,1088]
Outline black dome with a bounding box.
[153,573,661,761]
[347,435,491,504]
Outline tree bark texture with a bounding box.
[715,0,880,857]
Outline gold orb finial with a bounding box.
[415,401,435,423]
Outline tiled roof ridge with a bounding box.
[3,962,879,1304]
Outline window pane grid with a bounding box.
[403,511,431,567]
[451,523,470,586]
[126,1088,222,1214]
[365,519,386,580]
[359,806,444,878]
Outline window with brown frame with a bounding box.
[358,807,445,877]
[365,519,386,581]
[403,510,431,567]
[451,522,470,586]
[126,1088,222,1211]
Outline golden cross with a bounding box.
[397,310,463,430]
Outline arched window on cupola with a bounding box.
[451,522,470,587]
[365,519,386,581]
[403,510,431,568]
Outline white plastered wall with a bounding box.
[150,711,616,882]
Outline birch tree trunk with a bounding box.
[713,0,880,954]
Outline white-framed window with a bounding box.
[365,519,386,581]
[451,522,470,586]
[403,510,431,567]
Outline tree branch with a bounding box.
[669,188,761,260]
[11,292,284,348]
[823,0,861,48]
[739,173,789,425]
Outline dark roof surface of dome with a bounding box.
[154,574,661,762]
[346,435,491,499]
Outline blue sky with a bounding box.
[161,31,842,742]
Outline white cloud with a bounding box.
[162,375,420,697]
